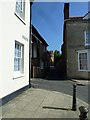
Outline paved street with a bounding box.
[0,67,89,119]
[31,67,89,104]
[31,78,89,104]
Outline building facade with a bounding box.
[31,25,49,78]
[62,3,90,79]
[0,0,30,104]
[66,19,90,79]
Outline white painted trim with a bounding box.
[77,49,90,72]
[15,0,26,23]
[84,31,90,46]
[13,73,24,79]
[32,33,42,43]
[14,41,24,76]
[14,12,26,24]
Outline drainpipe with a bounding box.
[29,1,33,88]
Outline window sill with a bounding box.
[85,44,90,46]
[13,73,24,80]
[14,12,26,25]
[78,70,90,72]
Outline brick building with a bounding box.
[31,25,49,78]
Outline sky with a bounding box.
[32,2,88,52]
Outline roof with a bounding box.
[66,11,90,22]
[69,16,83,20]
[31,25,48,47]
[83,11,90,19]
[64,11,90,23]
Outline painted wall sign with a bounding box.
[22,35,28,41]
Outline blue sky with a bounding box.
[32,2,88,52]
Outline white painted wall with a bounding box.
[0,0,30,98]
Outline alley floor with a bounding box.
[0,87,89,119]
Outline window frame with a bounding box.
[33,42,38,58]
[14,41,24,78]
[15,0,25,23]
[78,49,90,71]
[84,31,90,46]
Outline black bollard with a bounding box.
[72,83,77,111]
[79,106,89,120]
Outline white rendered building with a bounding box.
[0,0,30,104]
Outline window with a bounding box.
[33,42,37,58]
[78,50,90,71]
[84,31,90,46]
[14,41,24,76]
[15,0,25,20]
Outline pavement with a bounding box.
[70,79,90,85]
[0,87,89,119]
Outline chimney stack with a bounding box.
[64,3,69,20]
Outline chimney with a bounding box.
[64,3,69,20]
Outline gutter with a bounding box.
[29,1,33,88]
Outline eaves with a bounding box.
[64,19,90,24]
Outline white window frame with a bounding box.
[15,0,25,21]
[78,49,90,71]
[84,31,90,46]
[14,41,24,78]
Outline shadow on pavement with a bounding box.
[43,106,72,111]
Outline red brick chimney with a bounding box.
[64,3,69,20]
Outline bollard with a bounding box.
[72,83,77,111]
[79,106,89,120]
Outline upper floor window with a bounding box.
[15,0,25,20]
[84,31,90,46]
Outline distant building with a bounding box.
[48,50,54,66]
[0,0,30,104]
[31,25,49,78]
[61,3,90,79]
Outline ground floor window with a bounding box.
[78,49,90,71]
[14,41,24,75]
